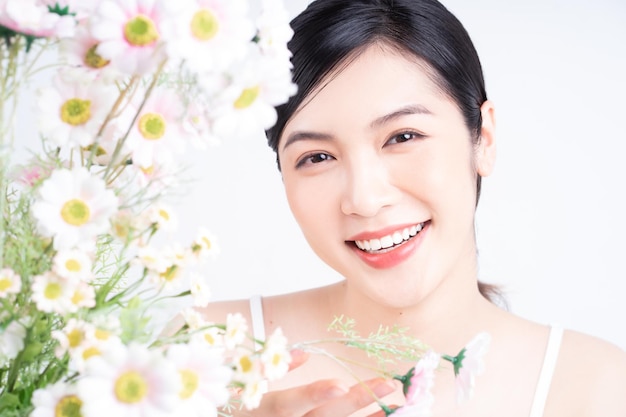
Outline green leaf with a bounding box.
[0,393,19,411]
[21,342,43,363]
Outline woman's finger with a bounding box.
[304,377,397,417]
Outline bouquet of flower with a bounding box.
[0,1,490,416]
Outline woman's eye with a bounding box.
[386,131,424,145]
[296,152,334,168]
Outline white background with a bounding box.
[13,0,626,349]
[171,0,626,349]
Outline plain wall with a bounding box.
[170,0,626,349]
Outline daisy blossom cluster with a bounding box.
[0,0,297,416]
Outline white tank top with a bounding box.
[249,295,563,417]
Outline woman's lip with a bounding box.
[347,222,426,241]
[348,221,429,269]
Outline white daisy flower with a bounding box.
[233,349,263,385]
[0,320,26,364]
[69,325,123,373]
[181,308,205,330]
[239,378,267,410]
[162,0,255,73]
[189,273,212,308]
[31,380,84,417]
[260,327,291,381]
[37,73,117,148]
[145,203,178,233]
[224,313,248,350]
[181,309,225,347]
[31,272,75,314]
[190,227,220,261]
[59,23,123,83]
[166,342,233,416]
[110,209,146,246]
[255,0,294,62]
[149,244,189,291]
[0,0,76,38]
[181,310,224,344]
[70,280,96,310]
[136,245,169,273]
[0,268,21,298]
[52,318,96,358]
[125,89,187,169]
[209,48,297,139]
[32,167,118,250]
[78,343,181,417]
[90,0,179,75]
[53,248,94,282]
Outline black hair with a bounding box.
[266,0,503,304]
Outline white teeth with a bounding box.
[381,235,394,248]
[354,223,425,252]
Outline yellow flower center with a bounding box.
[234,86,260,109]
[67,328,84,348]
[95,328,111,340]
[82,346,100,360]
[82,145,107,157]
[65,259,82,272]
[272,353,282,366]
[60,199,91,226]
[44,282,62,300]
[160,265,179,282]
[124,15,159,46]
[61,99,92,126]
[71,290,85,305]
[138,113,166,140]
[204,332,215,345]
[201,236,212,249]
[190,9,219,41]
[114,371,148,404]
[239,355,253,373]
[0,278,12,292]
[158,209,170,221]
[54,395,83,417]
[140,166,155,175]
[84,44,110,69]
[179,369,199,399]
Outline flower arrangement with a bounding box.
[0,1,490,416]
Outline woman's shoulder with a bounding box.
[547,328,626,416]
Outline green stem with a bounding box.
[104,59,167,180]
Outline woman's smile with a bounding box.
[347,221,430,269]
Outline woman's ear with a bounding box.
[476,100,496,177]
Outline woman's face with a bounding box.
[278,44,495,308]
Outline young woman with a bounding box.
[193,0,626,415]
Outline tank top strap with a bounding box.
[529,325,563,417]
[249,294,266,350]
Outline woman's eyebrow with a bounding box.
[282,104,432,152]
[370,104,433,129]
[282,131,333,152]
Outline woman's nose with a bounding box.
[339,154,395,218]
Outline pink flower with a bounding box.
[0,0,75,38]
[452,332,491,403]
[389,350,440,417]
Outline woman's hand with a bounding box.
[232,350,397,417]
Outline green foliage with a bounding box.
[326,315,429,373]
